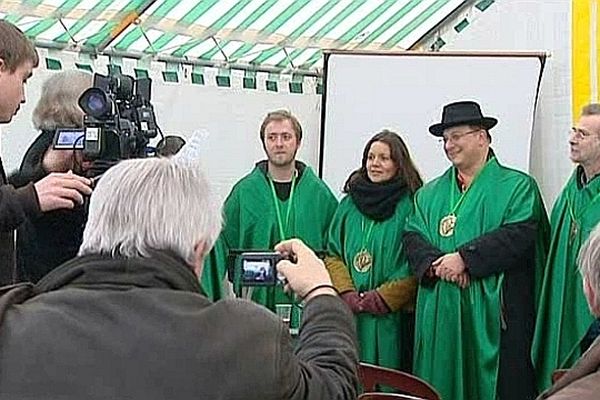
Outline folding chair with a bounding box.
[358,362,441,400]
[358,392,426,400]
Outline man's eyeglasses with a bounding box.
[570,126,598,139]
[438,128,481,144]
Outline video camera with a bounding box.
[75,72,159,160]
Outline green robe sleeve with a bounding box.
[326,202,355,294]
[200,188,241,301]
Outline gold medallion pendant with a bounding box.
[353,250,373,273]
[439,214,457,237]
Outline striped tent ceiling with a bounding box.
[0,0,468,72]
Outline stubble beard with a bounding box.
[268,149,297,167]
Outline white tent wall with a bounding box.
[0,49,322,203]
[437,0,572,208]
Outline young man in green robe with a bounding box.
[201,110,338,324]
[532,103,600,391]
[403,101,549,400]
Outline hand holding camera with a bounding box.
[274,239,337,302]
[33,171,92,212]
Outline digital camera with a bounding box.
[237,252,288,286]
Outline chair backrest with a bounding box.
[358,363,441,400]
[359,392,426,400]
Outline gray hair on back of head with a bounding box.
[578,223,600,307]
[79,158,222,265]
[582,103,600,116]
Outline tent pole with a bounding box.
[96,0,159,53]
[33,39,322,78]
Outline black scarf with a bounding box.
[347,173,407,221]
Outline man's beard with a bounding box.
[268,150,297,167]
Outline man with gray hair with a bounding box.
[0,157,358,399]
[0,21,91,284]
[537,223,600,399]
[533,103,600,391]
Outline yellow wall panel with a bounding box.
[573,0,592,118]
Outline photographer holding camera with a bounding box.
[9,70,93,283]
[0,157,358,399]
[0,21,92,285]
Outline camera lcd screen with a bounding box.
[241,258,275,285]
[54,129,85,149]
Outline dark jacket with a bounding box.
[538,336,600,400]
[0,251,359,399]
[0,157,40,285]
[9,130,86,283]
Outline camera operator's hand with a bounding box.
[42,147,75,173]
[275,239,337,302]
[34,171,92,212]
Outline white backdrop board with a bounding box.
[147,83,321,203]
[320,51,546,197]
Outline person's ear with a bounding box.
[584,277,600,316]
[191,240,207,278]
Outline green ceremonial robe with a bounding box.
[201,163,337,319]
[532,169,600,391]
[327,195,414,369]
[405,157,547,400]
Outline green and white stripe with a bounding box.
[2,0,472,72]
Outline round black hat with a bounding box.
[429,100,497,136]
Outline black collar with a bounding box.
[256,160,306,200]
[577,165,600,188]
[256,159,306,181]
[34,250,202,295]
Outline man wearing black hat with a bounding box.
[403,100,549,400]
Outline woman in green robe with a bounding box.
[326,130,421,369]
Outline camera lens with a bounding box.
[79,88,111,118]
[87,93,106,113]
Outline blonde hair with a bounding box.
[259,109,303,142]
[32,70,92,131]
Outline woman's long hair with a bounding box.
[343,129,423,194]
